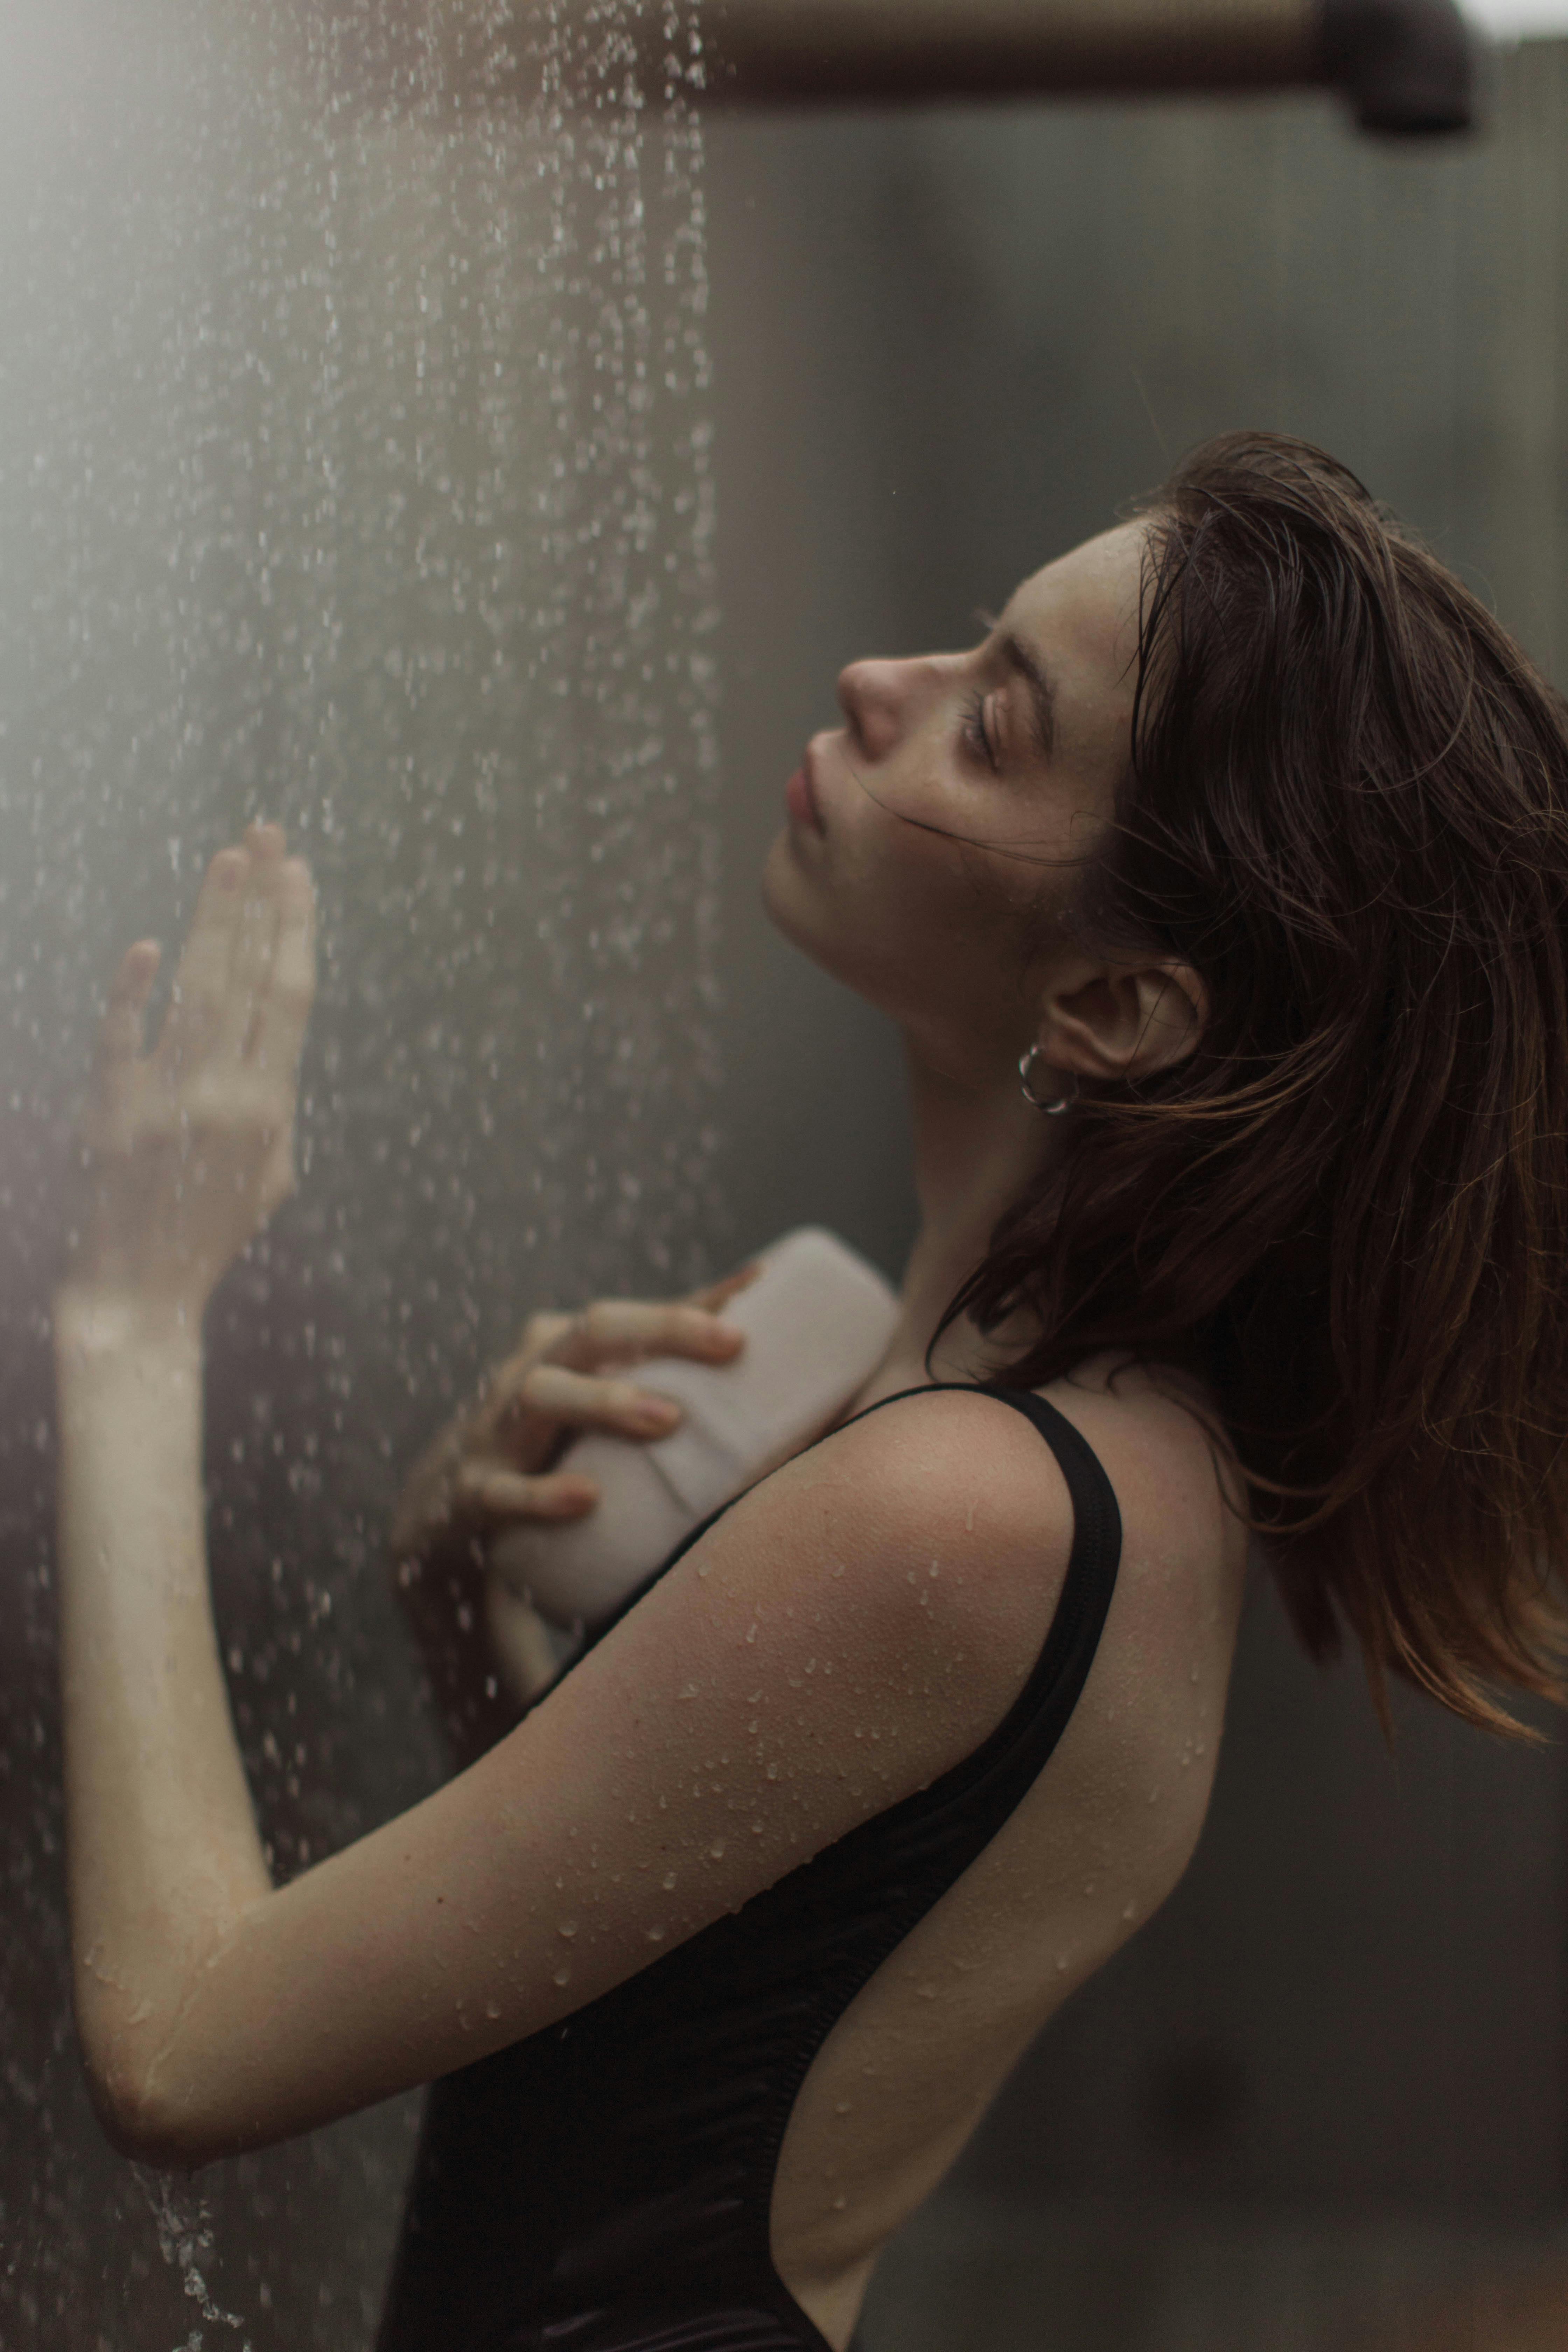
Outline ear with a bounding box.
[1035,955,1207,1084]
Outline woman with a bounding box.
[53,432,1568,2352]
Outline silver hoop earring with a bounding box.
[1018,1045,1079,1116]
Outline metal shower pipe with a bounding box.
[422,0,1480,137]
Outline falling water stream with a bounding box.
[0,2,723,2340]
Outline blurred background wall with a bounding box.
[4,8,1568,2347]
[658,44,1568,2345]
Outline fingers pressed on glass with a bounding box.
[93,942,161,1074]
[249,858,317,1079]
[222,859,283,1063]
[156,848,248,1074]
[85,943,161,1144]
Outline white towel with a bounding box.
[488,1227,902,1631]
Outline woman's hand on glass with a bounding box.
[390,1263,762,1570]
[61,824,316,1327]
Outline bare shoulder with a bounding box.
[706,1384,1084,1745]
[740,1371,1241,1718]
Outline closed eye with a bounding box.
[961,688,998,771]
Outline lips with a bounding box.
[790,748,827,842]
[785,755,824,834]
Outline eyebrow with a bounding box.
[998,630,1057,761]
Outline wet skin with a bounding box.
[761,518,1201,1102]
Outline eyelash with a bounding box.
[961,688,997,771]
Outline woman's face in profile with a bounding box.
[761,517,1149,1084]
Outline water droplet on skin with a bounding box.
[485,2001,501,2019]
[678,1681,699,1700]
[553,1965,572,1987]
[1122,1901,1137,1921]
[835,2100,852,2114]
[1056,1955,1069,1972]
[746,1623,757,1643]
[833,2195,847,2210]
[709,1839,725,1859]
[557,1920,578,1939]
[645,1924,665,1942]
[662,1869,677,1890]
[1190,1665,1200,1683]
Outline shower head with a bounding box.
[1319,0,1478,133]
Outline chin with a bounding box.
[759,840,906,1022]
[759,834,842,975]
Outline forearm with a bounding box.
[53,1289,271,2113]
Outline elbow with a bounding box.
[82,2050,190,2170]
[91,2071,223,2174]
[75,2005,217,2172]
[84,2041,202,2164]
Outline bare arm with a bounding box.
[56,825,1055,2178]
[54,827,308,2131]
[65,1306,1052,2169]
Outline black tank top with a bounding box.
[376,1381,1122,2352]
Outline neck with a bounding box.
[875,1036,1068,1392]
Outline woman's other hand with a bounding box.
[389,1262,763,1574]
[61,823,317,1324]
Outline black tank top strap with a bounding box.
[825,1379,1124,1777]
[573,1377,1122,1690]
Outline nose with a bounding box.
[836,657,915,763]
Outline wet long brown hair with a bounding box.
[936,430,1568,1736]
